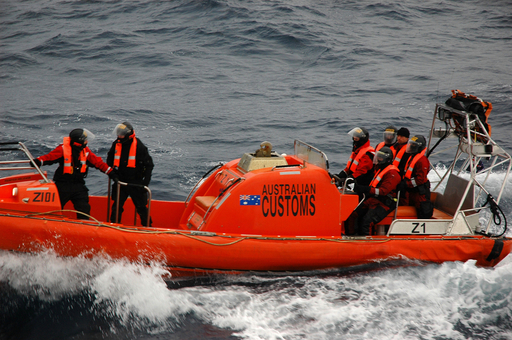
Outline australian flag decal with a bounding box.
[240,195,261,206]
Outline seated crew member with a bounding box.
[33,128,117,219]
[255,141,272,157]
[402,135,433,219]
[335,127,375,186]
[375,125,398,156]
[345,147,401,235]
[107,122,154,226]
[392,127,411,175]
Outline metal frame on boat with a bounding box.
[417,103,511,237]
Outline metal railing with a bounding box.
[107,179,152,227]
[0,141,50,182]
[185,162,224,205]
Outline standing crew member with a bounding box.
[403,135,433,219]
[33,128,117,219]
[335,127,375,186]
[345,147,401,235]
[107,122,154,226]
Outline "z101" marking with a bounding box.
[33,192,56,203]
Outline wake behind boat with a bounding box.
[1,94,511,277]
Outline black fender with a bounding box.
[486,239,504,262]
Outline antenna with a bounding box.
[436,82,440,104]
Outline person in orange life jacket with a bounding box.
[32,128,117,220]
[392,127,411,177]
[402,135,434,219]
[345,147,401,236]
[107,122,154,226]
[395,128,409,151]
[334,127,375,186]
[375,125,398,156]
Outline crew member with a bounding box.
[403,135,433,219]
[392,127,411,174]
[375,125,398,155]
[107,122,154,226]
[345,147,401,235]
[255,141,272,157]
[335,127,375,186]
[33,128,117,219]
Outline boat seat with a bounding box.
[379,206,453,225]
[195,196,217,211]
[432,209,452,219]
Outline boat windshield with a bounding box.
[294,140,329,170]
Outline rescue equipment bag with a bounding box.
[445,89,492,135]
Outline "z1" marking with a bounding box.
[411,222,426,233]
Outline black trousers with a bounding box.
[56,181,90,220]
[345,198,393,236]
[110,184,150,226]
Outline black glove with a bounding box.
[397,180,407,193]
[31,159,42,167]
[338,170,348,179]
[354,184,371,194]
[108,169,119,182]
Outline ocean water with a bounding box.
[1,0,512,339]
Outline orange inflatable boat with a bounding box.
[1,99,511,277]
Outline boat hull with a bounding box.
[1,212,509,277]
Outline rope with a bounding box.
[481,194,508,237]
[24,210,101,224]
[0,208,502,248]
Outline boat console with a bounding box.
[237,152,288,172]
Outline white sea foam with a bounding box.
[90,261,197,326]
[0,250,99,300]
[173,257,512,340]
[0,250,195,327]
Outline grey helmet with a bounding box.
[406,135,427,154]
[348,127,369,149]
[383,125,397,145]
[373,146,393,166]
[69,128,94,149]
[113,122,134,138]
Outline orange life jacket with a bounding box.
[404,152,426,187]
[346,145,374,173]
[369,164,399,196]
[392,147,406,167]
[375,142,385,152]
[114,134,137,168]
[376,142,398,157]
[62,137,87,174]
[370,164,399,188]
